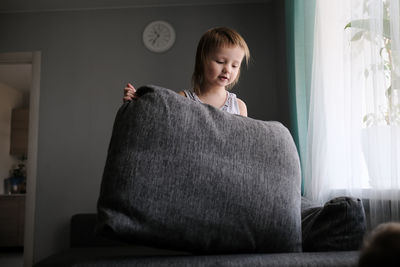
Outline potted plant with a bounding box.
[345,3,400,189]
[4,156,27,194]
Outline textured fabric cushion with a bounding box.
[302,196,367,252]
[33,248,360,267]
[96,85,302,253]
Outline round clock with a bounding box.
[142,20,176,53]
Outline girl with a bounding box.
[123,27,250,117]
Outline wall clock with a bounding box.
[142,20,176,53]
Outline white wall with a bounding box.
[0,83,24,193]
[0,2,289,263]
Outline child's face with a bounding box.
[203,45,245,90]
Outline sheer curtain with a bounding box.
[304,0,400,228]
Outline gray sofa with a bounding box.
[34,86,366,266]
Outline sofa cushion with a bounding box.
[96,85,302,253]
[302,196,367,251]
[33,248,360,267]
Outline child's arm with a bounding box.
[123,83,137,102]
[237,98,248,117]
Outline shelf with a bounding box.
[0,195,25,247]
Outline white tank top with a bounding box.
[183,90,240,115]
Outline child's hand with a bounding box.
[123,83,137,102]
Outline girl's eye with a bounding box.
[216,60,224,64]
[232,65,239,68]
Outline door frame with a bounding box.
[24,51,41,267]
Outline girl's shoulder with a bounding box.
[178,89,194,96]
[180,90,200,102]
[236,97,247,117]
[226,91,247,116]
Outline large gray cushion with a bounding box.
[96,85,302,253]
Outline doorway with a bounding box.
[0,51,41,267]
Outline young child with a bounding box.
[358,222,400,267]
[123,27,250,117]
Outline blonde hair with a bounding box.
[191,27,250,95]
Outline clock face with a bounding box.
[142,21,176,53]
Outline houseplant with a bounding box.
[4,156,27,194]
[345,2,400,189]
[345,12,399,126]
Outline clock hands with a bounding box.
[150,30,160,45]
[148,29,170,46]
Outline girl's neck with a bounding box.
[196,85,228,109]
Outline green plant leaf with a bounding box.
[385,86,392,98]
[351,31,364,41]
[384,63,391,72]
[363,113,376,127]
[345,19,391,39]
[380,47,385,57]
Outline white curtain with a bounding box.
[305,0,400,229]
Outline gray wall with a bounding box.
[0,2,289,263]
